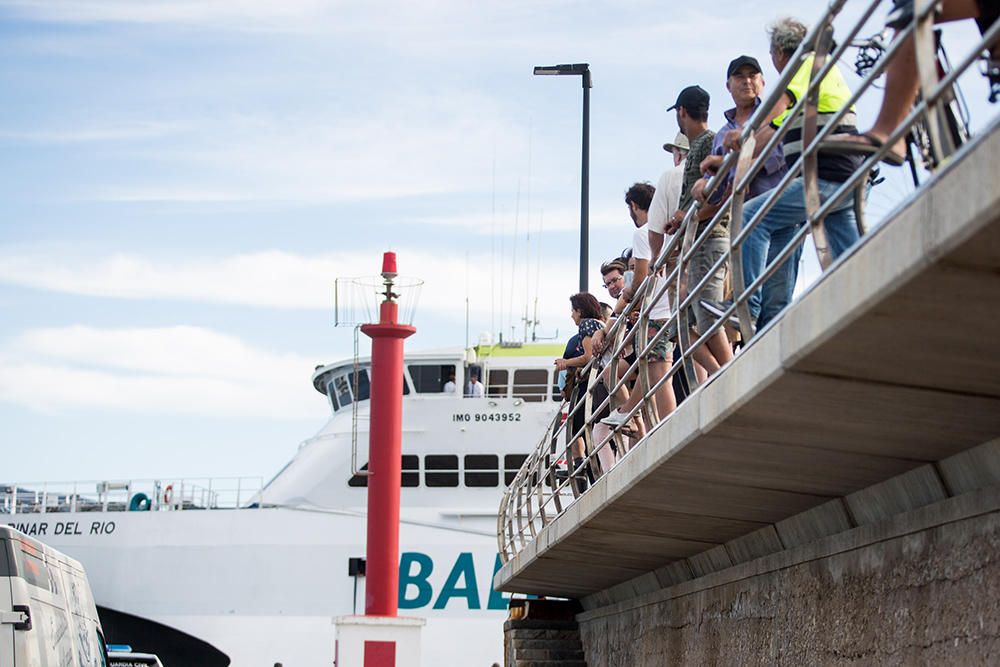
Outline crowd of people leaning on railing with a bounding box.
[550,2,998,494]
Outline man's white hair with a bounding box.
[768,17,808,55]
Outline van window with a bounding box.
[486,370,509,397]
[348,456,420,487]
[0,539,12,577]
[425,455,459,487]
[464,454,499,487]
[15,541,51,590]
[513,369,549,402]
[408,364,456,393]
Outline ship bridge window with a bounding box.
[425,455,459,487]
[464,454,499,487]
[349,455,419,487]
[333,375,352,409]
[513,369,549,403]
[328,369,394,412]
[408,364,456,394]
[353,370,371,402]
[486,370,509,398]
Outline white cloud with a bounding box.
[0,325,322,418]
[0,248,582,325]
[78,91,541,204]
[0,122,181,144]
[1,0,333,30]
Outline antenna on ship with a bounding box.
[334,252,426,665]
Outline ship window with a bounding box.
[504,454,529,486]
[353,370,371,402]
[327,380,339,411]
[349,456,421,488]
[513,369,549,403]
[402,455,419,487]
[486,370,509,398]
[425,455,459,487]
[334,375,352,408]
[464,454,499,487]
[408,364,456,394]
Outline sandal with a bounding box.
[821,132,907,167]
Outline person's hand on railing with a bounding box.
[692,178,709,204]
[699,154,723,176]
[665,209,685,235]
[553,357,570,372]
[723,128,743,152]
[591,328,607,355]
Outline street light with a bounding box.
[534,63,592,293]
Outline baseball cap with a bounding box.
[727,55,763,78]
[662,132,690,153]
[666,85,710,113]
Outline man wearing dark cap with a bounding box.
[695,56,787,334]
[661,85,733,380]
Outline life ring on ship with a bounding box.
[129,493,151,512]
[163,485,174,505]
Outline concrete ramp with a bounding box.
[495,118,1000,600]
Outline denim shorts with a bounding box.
[635,317,674,362]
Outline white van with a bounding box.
[1,525,109,666]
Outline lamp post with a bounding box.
[533,63,591,293]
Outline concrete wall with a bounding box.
[576,486,1000,666]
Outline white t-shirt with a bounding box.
[647,161,685,235]
[631,224,672,320]
[443,380,456,393]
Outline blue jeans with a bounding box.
[741,177,859,330]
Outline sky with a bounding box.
[1,0,995,484]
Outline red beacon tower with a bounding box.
[334,252,425,667]
[360,251,415,617]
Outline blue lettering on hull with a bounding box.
[398,552,509,611]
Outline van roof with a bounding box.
[0,525,86,573]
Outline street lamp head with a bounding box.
[533,63,589,76]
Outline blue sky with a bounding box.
[1,0,994,484]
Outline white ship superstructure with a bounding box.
[3,343,563,666]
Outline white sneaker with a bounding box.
[600,409,630,427]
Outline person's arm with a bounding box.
[700,154,723,175]
[622,257,649,304]
[649,230,664,263]
[554,337,594,370]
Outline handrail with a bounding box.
[499,0,1000,563]
[1,477,266,514]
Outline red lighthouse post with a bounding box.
[360,251,415,617]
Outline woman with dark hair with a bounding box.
[554,292,604,492]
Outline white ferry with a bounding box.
[2,342,562,666]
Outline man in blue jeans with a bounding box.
[711,17,865,333]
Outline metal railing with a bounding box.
[498,0,1000,563]
[1,477,265,514]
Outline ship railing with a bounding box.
[0,477,266,514]
[498,0,1000,563]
